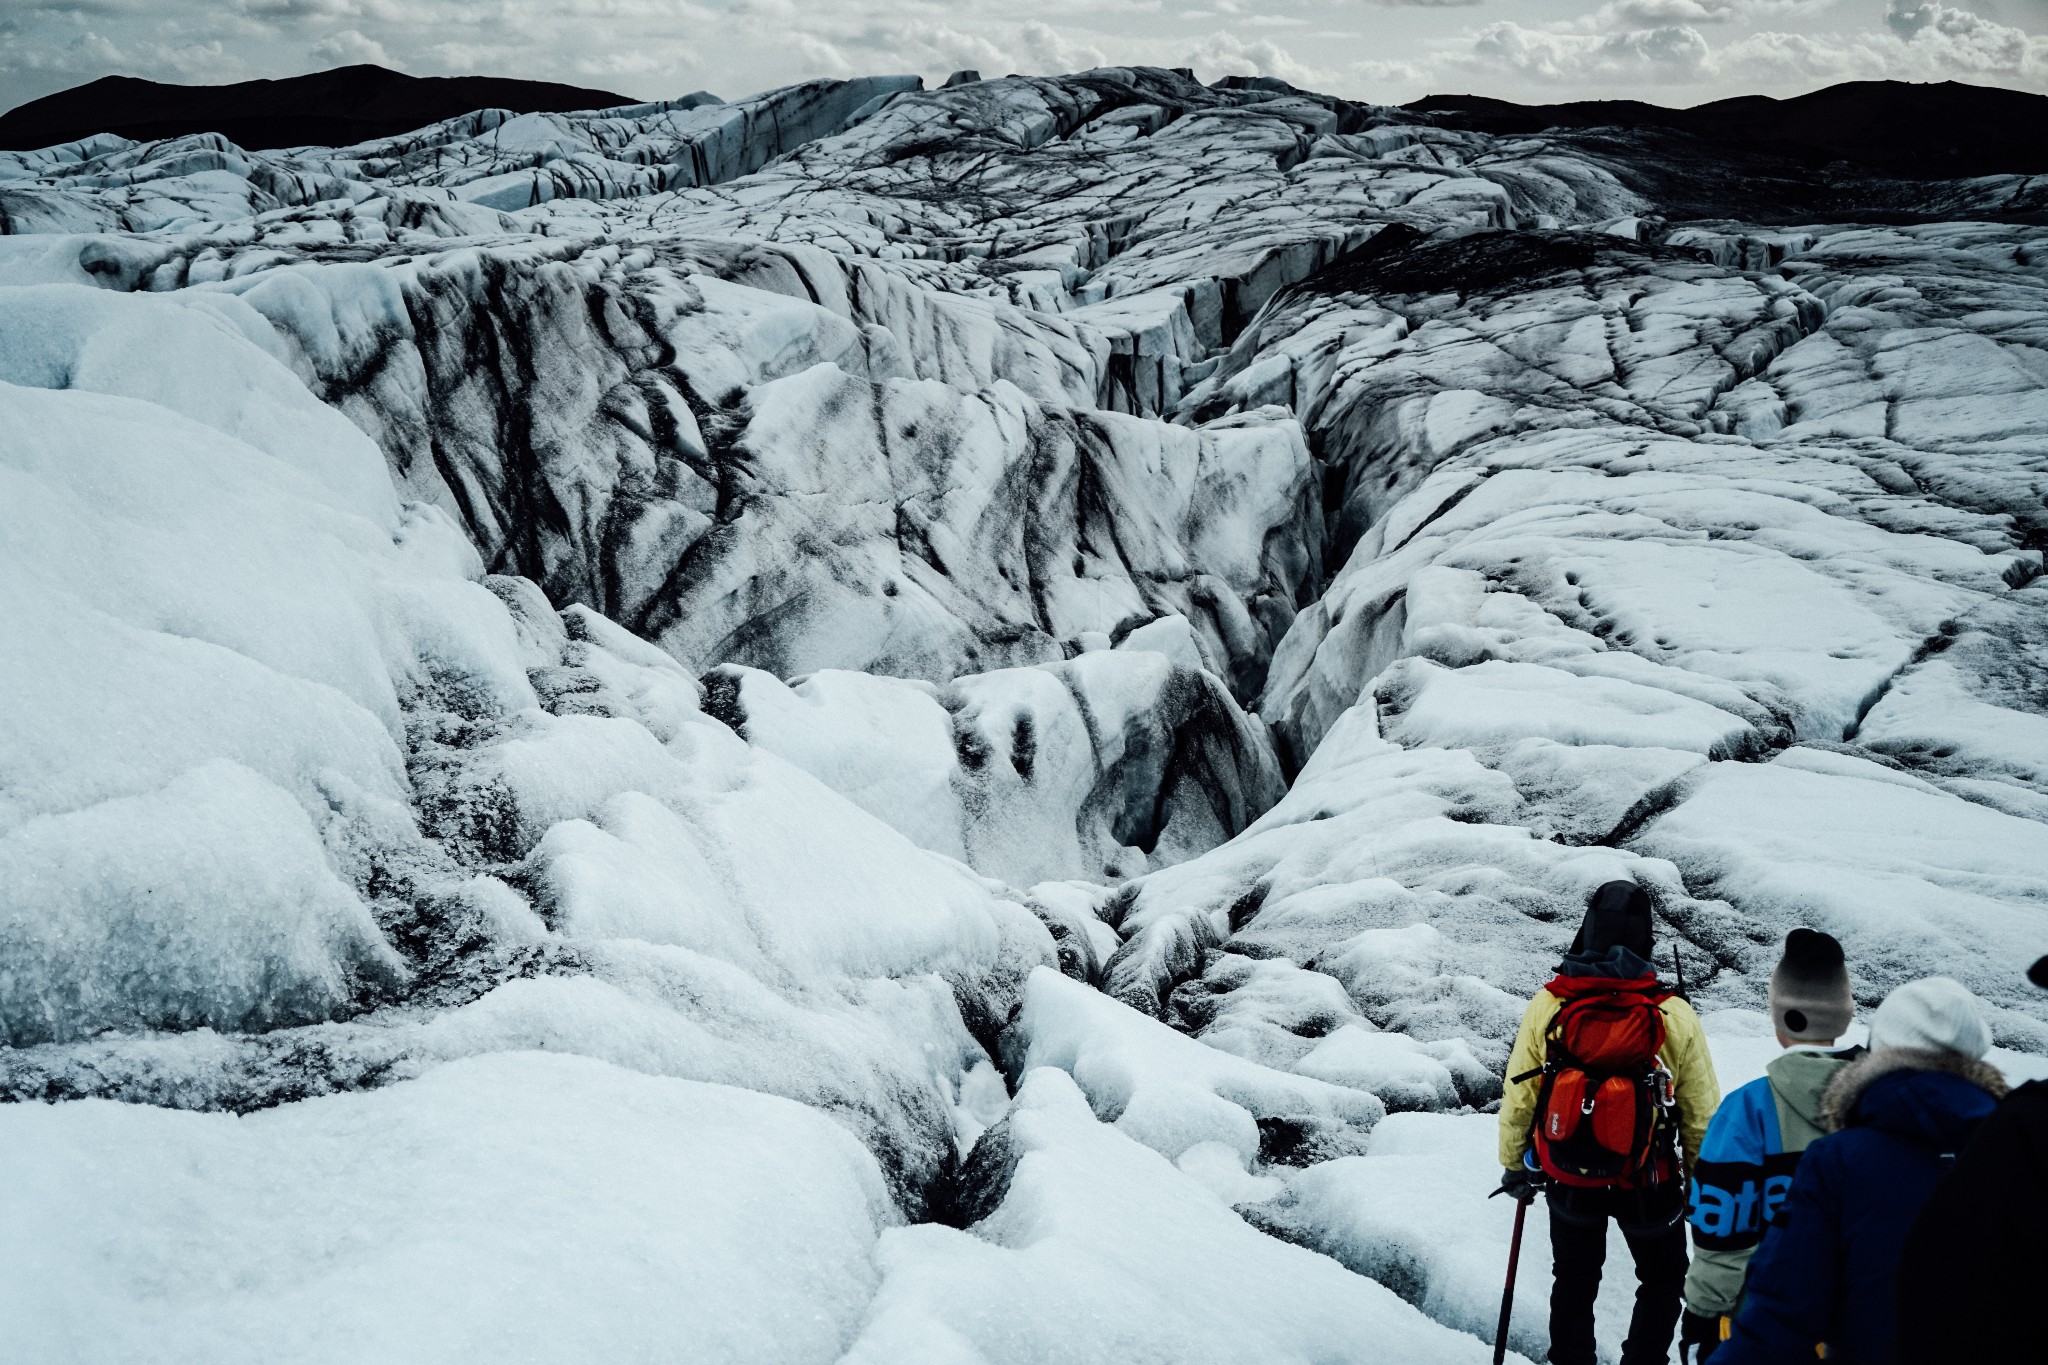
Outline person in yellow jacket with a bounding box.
[1496,879,1720,1365]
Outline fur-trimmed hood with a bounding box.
[1822,1045,2008,1137]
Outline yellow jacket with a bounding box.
[1497,986,1720,1172]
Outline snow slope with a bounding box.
[3,66,2046,1363]
[3,1051,897,1364]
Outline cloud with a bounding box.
[309,27,392,68]
[1458,21,1712,83]
[1589,0,1825,27]
[1017,20,1111,74]
[801,18,1109,83]
[239,0,383,19]
[568,45,707,79]
[1350,53,1435,91]
[0,27,244,83]
[849,21,1012,75]
[1186,29,1323,85]
[790,34,853,78]
[1731,1,2047,84]
[1440,0,2048,92]
[1881,0,2038,66]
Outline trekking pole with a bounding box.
[1493,1193,1528,1365]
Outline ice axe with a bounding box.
[1488,1183,1530,1365]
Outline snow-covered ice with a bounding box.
[1,1051,897,1364]
[843,1067,1524,1365]
[3,64,2046,1363]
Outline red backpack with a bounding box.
[1518,978,1681,1189]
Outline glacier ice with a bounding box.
[0,1051,897,1364]
[718,642,1284,886]
[843,1066,1522,1365]
[0,760,404,1046]
[3,63,2047,1363]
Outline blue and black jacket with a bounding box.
[1683,1045,1858,1317]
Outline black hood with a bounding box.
[1559,943,1658,981]
[1570,880,1655,960]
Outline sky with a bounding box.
[2,0,2046,115]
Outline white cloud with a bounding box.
[238,0,382,19]
[1349,52,1435,95]
[1017,20,1111,74]
[1880,0,2039,68]
[1711,11,2046,84]
[835,22,1018,78]
[1588,0,1826,28]
[1186,29,1323,84]
[568,45,706,79]
[791,17,1112,84]
[309,27,392,68]
[1439,0,2047,93]
[0,27,244,84]
[1457,21,1712,84]
[790,33,854,78]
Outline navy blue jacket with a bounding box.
[1714,1050,2002,1365]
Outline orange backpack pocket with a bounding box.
[1560,998,1665,1069]
[1544,1069,1589,1144]
[1591,1075,1639,1155]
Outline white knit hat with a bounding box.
[1869,977,1992,1060]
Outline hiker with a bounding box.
[1497,879,1720,1365]
[1678,929,1860,1363]
[1891,955,2048,1360]
[1713,976,2008,1365]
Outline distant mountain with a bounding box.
[0,64,637,152]
[1406,80,2048,179]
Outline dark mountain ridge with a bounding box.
[1407,80,2048,180]
[4,65,2044,184]
[0,65,636,152]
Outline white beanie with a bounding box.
[1868,977,1992,1060]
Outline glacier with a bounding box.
[2,66,2046,1363]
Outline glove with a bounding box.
[1679,1310,1723,1363]
[1495,1166,1545,1203]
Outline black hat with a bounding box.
[2029,955,2048,991]
[1572,880,1654,958]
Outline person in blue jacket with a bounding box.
[1713,977,2008,1365]
[1679,929,1861,1362]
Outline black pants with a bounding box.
[1546,1185,1689,1365]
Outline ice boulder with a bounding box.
[0,761,404,1046]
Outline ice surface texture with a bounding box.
[3,65,2046,1363]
